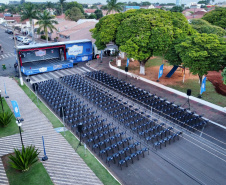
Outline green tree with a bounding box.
[65,1,84,14]
[8,5,17,14]
[65,7,85,22]
[202,7,226,29]
[101,5,108,10]
[59,0,66,15]
[20,3,38,41]
[175,33,226,86]
[106,0,124,15]
[36,10,58,43]
[46,1,53,9]
[170,6,183,12]
[88,13,97,19]
[141,1,151,6]
[190,19,226,37]
[94,9,103,19]
[91,9,194,74]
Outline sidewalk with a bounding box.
[0,77,102,185]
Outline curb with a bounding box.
[109,62,226,114]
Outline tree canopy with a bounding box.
[91,9,194,74]
[202,7,226,29]
[65,6,85,21]
[190,19,226,37]
[94,9,103,19]
[170,6,183,13]
[175,33,226,85]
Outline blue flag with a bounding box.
[200,76,207,95]
[126,58,130,67]
[4,83,7,96]
[11,100,21,118]
[158,64,164,79]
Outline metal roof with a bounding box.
[16,39,92,50]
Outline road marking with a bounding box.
[77,67,86,73]
[53,70,65,77]
[1,55,5,58]
[81,67,91,72]
[49,71,60,78]
[69,67,82,74]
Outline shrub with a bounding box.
[0,112,13,127]
[9,145,40,172]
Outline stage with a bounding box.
[21,59,73,76]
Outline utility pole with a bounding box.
[13,27,24,86]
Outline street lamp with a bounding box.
[16,119,24,147]
[0,90,4,113]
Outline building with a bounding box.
[84,9,96,16]
[176,0,182,6]
[123,6,140,12]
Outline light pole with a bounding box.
[16,119,24,147]
[0,90,4,113]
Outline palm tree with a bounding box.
[20,3,38,41]
[59,0,66,15]
[106,0,124,15]
[46,1,53,9]
[36,10,58,43]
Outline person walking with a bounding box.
[14,62,18,72]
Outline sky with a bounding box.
[1,0,224,5]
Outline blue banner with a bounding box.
[11,100,21,118]
[200,76,207,95]
[101,50,103,61]
[126,58,130,67]
[158,64,164,79]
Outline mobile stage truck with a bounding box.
[16,39,93,76]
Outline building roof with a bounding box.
[84,9,96,14]
[59,21,96,37]
[183,8,207,14]
[0,13,4,18]
[125,6,140,9]
[4,16,21,23]
[55,14,65,20]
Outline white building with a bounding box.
[176,0,182,6]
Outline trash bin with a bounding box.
[2,64,6,70]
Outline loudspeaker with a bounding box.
[60,106,66,117]
[77,123,83,133]
[125,67,128,72]
[187,89,191,96]
[32,83,38,91]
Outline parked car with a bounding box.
[17,36,27,42]
[24,40,36,45]
[22,38,32,43]
[5,29,13,34]
[12,34,20,39]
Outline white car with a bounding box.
[17,36,27,42]
[22,38,32,43]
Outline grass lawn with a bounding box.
[2,154,53,185]
[168,79,226,107]
[145,56,165,67]
[13,78,63,128]
[61,131,120,185]
[0,97,18,138]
